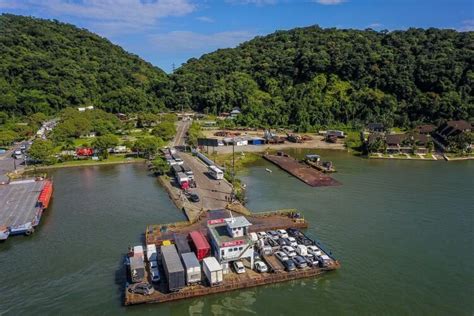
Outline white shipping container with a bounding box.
[181,252,201,284]
[203,257,223,286]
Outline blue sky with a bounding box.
[1,0,473,72]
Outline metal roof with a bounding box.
[225,216,252,229]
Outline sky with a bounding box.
[1,0,473,72]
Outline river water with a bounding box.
[0,153,473,315]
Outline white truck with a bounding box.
[203,257,223,287]
[296,244,308,256]
[181,252,201,285]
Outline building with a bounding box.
[229,108,241,119]
[433,120,472,151]
[78,106,94,112]
[207,216,254,270]
[415,124,436,135]
[367,123,385,133]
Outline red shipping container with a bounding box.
[189,231,211,261]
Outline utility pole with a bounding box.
[231,140,235,202]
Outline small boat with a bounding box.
[265,168,272,173]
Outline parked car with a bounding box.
[277,238,290,247]
[292,256,308,269]
[257,231,268,239]
[282,246,297,258]
[267,230,279,240]
[287,237,298,247]
[233,261,246,274]
[149,260,158,269]
[277,229,288,238]
[267,238,279,247]
[254,260,268,273]
[274,251,289,262]
[282,258,296,272]
[305,256,319,267]
[189,193,200,202]
[307,245,322,256]
[128,283,155,295]
[150,268,160,283]
[296,245,308,257]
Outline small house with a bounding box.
[367,123,385,133]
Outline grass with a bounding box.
[210,152,260,172]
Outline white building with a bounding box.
[207,216,254,270]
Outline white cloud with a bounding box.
[315,0,345,5]
[367,23,383,29]
[196,16,214,23]
[149,30,256,53]
[0,0,195,32]
[459,19,474,32]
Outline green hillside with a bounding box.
[173,26,473,130]
[0,14,172,115]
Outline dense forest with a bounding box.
[0,14,171,115]
[174,26,473,130]
[0,14,473,131]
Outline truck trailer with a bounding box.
[161,245,185,292]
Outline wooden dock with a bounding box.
[125,261,340,306]
[263,154,340,187]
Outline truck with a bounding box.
[262,254,284,273]
[189,231,211,261]
[161,245,185,292]
[181,252,201,285]
[176,172,189,189]
[172,164,183,175]
[174,234,191,255]
[202,257,223,286]
[129,256,145,283]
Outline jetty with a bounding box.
[263,153,340,187]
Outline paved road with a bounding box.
[0,141,30,183]
[172,120,232,211]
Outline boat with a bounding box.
[265,168,272,173]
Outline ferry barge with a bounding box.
[0,178,53,240]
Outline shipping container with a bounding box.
[174,234,191,255]
[181,252,201,285]
[129,256,145,283]
[203,257,223,286]
[161,245,185,292]
[189,231,211,261]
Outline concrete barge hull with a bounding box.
[263,154,340,187]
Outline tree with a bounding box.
[150,156,170,175]
[28,139,55,164]
[92,134,119,159]
[152,121,176,141]
[0,130,17,146]
[134,137,164,159]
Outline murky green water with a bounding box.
[1,153,473,315]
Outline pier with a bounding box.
[263,153,340,187]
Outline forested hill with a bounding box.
[0,14,171,115]
[174,26,473,130]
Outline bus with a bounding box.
[208,165,224,180]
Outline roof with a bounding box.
[367,123,384,130]
[225,216,252,229]
[446,120,472,131]
[386,133,408,145]
[203,256,222,271]
[181,252,200,269]
[161,245,184,273]
[413,133,430,144]
[189,231,210,250]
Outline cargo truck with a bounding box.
[189,231,211,261]
[174,234,192,255]
[203,257,223,287]
[129,256,145,283]
[181,252,201,285]
[161,245,185,292]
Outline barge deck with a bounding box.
[0,179,53,240]
[263,154,340,187]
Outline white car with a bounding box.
[233,261,246,274]
[254,260,268,273]
[307,245,322,256]
[274,251,289,262]
[282,246,297,258]
[257,231,268,239]
[277,229,288,239]
[287,237,297,247]
[150,267,160,283]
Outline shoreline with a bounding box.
[18,158,145,173]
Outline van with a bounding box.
[296,245,307,256]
